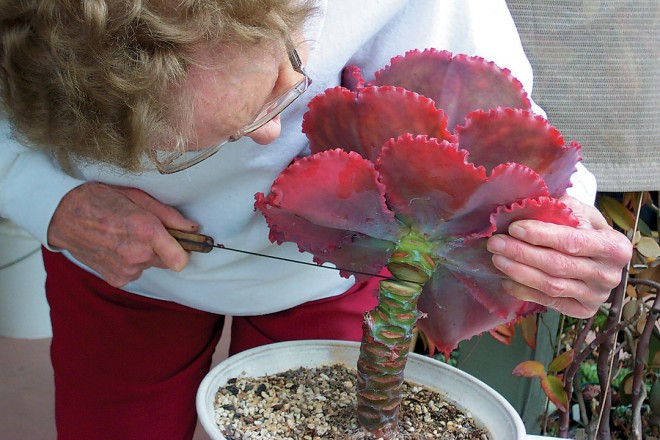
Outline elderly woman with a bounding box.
[0,1,631,439]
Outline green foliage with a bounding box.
[579,362,632,389]
[579,362,599,385]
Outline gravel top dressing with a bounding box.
[213,363,490,439]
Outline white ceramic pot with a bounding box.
[197,339,527,439]
[0,219,51,339]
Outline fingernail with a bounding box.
[509,223,526,239]
[487,236,506,253]
[492,254,510,270]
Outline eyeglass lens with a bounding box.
[155,47,311,174]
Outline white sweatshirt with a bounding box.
[0,0,596,315]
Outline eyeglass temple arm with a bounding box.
[287,45,304,75]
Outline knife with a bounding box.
[167,228,389,279]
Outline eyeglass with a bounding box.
[152,45,312,174]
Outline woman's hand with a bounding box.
[487,195,633,318]
[48,182,199,288]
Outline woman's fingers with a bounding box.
[486,196,633,318]
[48,182,197,287]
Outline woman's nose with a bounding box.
[245,115,282,145]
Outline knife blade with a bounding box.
[167,228,389,279]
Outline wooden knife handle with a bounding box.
[167,229,215,253]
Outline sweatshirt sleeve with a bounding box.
[0,119,85,246]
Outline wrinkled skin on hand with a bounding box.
[487,195,633,319]
[47,182,197,287]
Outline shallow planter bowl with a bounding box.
[197,339,527,439]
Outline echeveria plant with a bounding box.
[255,49,581,438]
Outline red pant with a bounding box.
[42,249,379,440]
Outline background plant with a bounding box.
[515,191,659,439]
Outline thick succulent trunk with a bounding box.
[356,230,435,438]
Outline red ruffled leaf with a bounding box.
[415,265,542,358]
[424,197,576,321]
[456,108,581,197]
[302,87,361,154]
[440,235,543,320]
[309,236,395,282]
[256,190,355,251]
[376,134,485,232]
[450,270,534,320]
[255,150,403,281]
[303,86,454,161]
[433,163,548,239]
[370,49,531,130]
[433,237,530,318]
[491,197,580,234]
[341,65,365,91]
[258,48,583,357]
[257,193,393,281]
[256,149,401,241]
[419,198,578,349]
[419,197,576,325]
[434,238,502,278]
[416,267,511,359]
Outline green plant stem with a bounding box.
[356,230,435,438]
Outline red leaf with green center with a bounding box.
[257,48,585,435]
[456,108,581,197]
[369,49,531,130]
[415,265,543,359]
[415,197,578,351]
[302,86,454,162]
[422,247,533,325]
[376,134,485,231]
[307,235,394,281]
[255,149,402,281]
[433,163,549,239]
[375,134,551,239]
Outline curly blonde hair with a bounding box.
[0,0,315,171]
